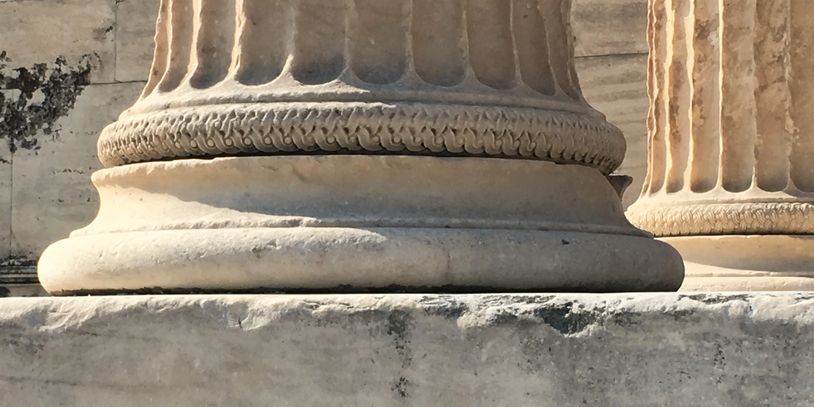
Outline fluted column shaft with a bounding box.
[629,0,814,290]
[99,0,624,174]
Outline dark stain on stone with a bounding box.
[489,311,522,325]
[54,168,86,174]
[387,310,414,368]
[386,310,414,398]
[608,310,639,328]
[93,26,115,41]
[391,377,410,399]
[0,286,9,297]
[519,336,547,373]
[4,333,46,356]
[428,303,468,320]
[712,343,727,385]
[0,51,92,153]
[533,302,595,335]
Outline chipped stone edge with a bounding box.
[1,293,812,336]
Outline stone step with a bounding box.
[0,293,811,406]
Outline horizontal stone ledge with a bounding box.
[1,293,812,406]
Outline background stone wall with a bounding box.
[0,0,649,279]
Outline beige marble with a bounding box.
[572,0,648,57]
[628,0,814,290]
[38,0,682,294]
[0,142,10,263]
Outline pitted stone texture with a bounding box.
[0,293,812,406]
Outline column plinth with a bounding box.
[38,0,683,294]
[628,0,814,290]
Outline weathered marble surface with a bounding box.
[627,0,814,290]
[0,293,811,406]
[0,0,650,278]
[38,0,680,294]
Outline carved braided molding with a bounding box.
[628,201,814,237]
[98,103,624,173]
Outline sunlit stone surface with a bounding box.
[38,0,682,294]
[628,0,814,290]
[1,293,812,405]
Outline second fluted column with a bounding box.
[629,0,814,290]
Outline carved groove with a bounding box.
[235,0,290,86]
[157,0,194,92]
[513,0,556,95]
[542,0,580,100]
[292,0,346,84]
[349,0,408,84]
[412,0,465,87]
[687,0,720,192]
[789,0,814,192]
[189,0,236,89]
[141,0,170,98]
[644,0,668,194]
[466,0,516,89]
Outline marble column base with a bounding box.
[0,293,811,406]
[664,235,814,291]
[38,155,683,294]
